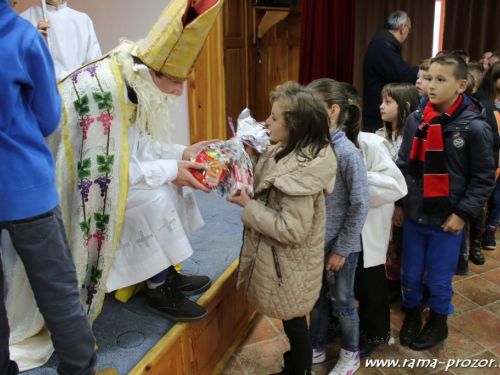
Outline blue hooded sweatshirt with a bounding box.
[0,0,62,221]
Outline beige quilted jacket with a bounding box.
[236,143,337,321]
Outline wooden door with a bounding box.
[187,10,227,144]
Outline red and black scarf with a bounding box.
[407,95,465,215]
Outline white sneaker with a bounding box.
[313,346,326,363]
[328,348,360,375]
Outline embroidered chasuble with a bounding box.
[52,55,133,321]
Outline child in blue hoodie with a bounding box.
[0,2,114,374]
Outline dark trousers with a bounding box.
[354,250,391,344]
[460,207,484,254]
[282,316,312,375]
[486,176,500,228]
[0,206,97,375]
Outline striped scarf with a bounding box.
[407,95,464,215]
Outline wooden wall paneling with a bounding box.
[246,1,258,119]
[223,0,248,134]
[281,15,301,82]
[188,10,227,145]
[247,3,301,121]
[267,43,284,99]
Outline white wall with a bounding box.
[16,0,190,145]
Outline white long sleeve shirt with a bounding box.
[358,132,407,268]
[21,2,101,81]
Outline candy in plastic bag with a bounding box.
[189,109,269,198]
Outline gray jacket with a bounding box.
[325,128,370,257]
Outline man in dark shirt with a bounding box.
[362,10,418,132]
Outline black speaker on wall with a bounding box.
[252,0,295,7]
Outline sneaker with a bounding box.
[94,370,118,375]
[167,265,211,296]
[455,253,469,275]
[313,346,326,364]
[482,226,497,250]
[145,283,208,322]
[328,348,360,375]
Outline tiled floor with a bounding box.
[221,243,500,375]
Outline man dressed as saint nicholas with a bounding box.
[5,0,225,370]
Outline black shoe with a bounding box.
[469,240,486,265]
[167,265,211,296]
[455,253,469,275]
[145,284,208,322]
[272,350,293,375]
[409,310,448,351]
[359,340,379,358]
[399,306,422,345]
[482,225,497,250]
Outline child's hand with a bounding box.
[325,251,345,271]
[226,187,251,207]
[392,207,404,227]
[244,144,256,158]
[441,213,465,235]
[37,20,50,39]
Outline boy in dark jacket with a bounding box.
[396,55,495,351]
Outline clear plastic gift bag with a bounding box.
[189,108,269,197]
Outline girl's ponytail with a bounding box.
[344,100,362,149]
[308,79,362,149]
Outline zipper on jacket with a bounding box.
[245,232,262,297]
[271,246,284,287]
[244,189,272,296]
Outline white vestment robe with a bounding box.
[106,125,204,291]
[20,2,101,81]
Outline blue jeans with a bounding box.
[149,269,167,283]
[401,218,462,315]
[486,177,500,228]
[0,206,97,375]
[309,252,359,352]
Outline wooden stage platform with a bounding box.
[129,259,258,375]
